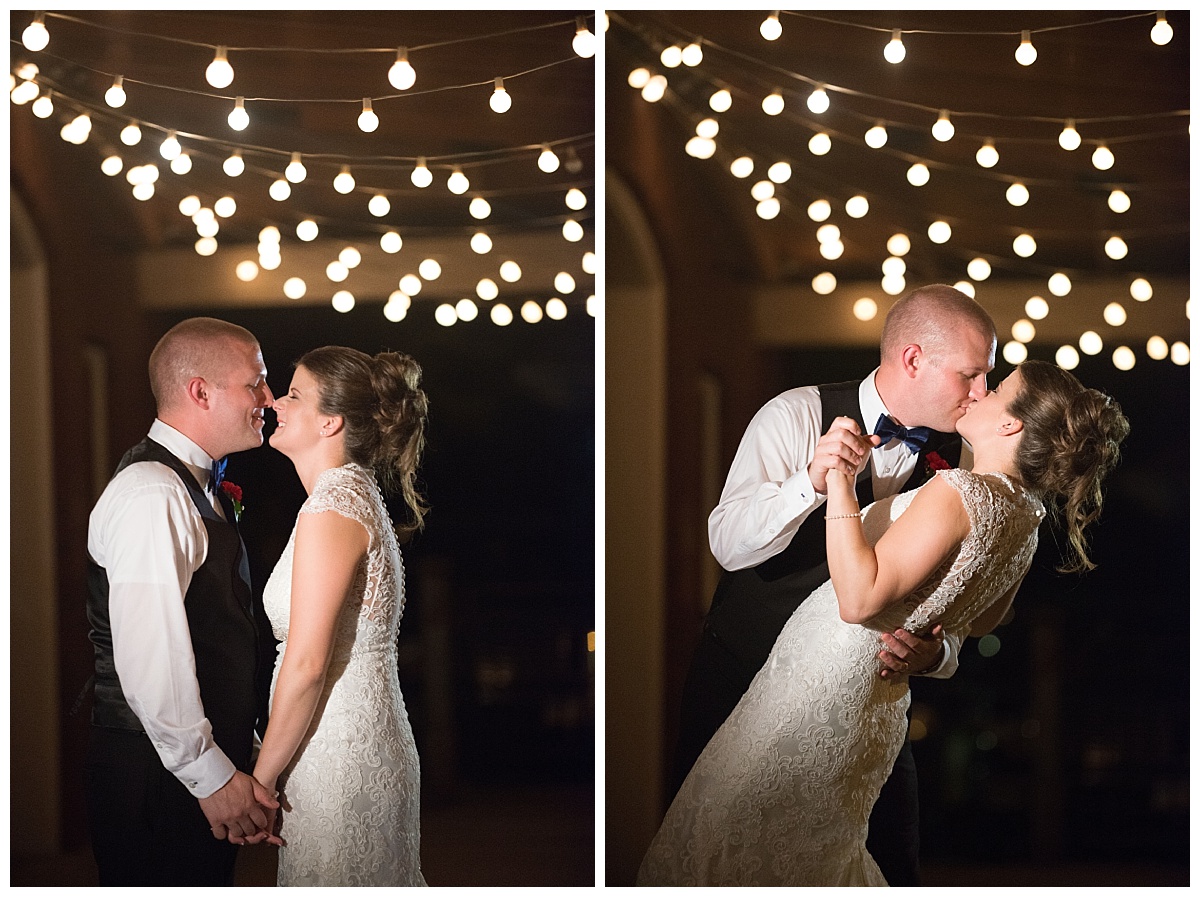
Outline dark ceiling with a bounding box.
[605,10,1189,292]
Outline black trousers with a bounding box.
[85,726,238,886]
[671,621,921,887]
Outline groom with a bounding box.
[674,284,997,886]
[85,317,279,885]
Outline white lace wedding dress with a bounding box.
[638,469,1044,886]
[263,463,426,887]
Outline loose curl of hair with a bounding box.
[1007,360,1130,573]
[297,346,429,534]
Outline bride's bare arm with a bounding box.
[252,510,369,796]
[825,469,969,624]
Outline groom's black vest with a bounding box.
[86,437,260,771]
[704,379,962,685]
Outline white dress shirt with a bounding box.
[707,370,963,677]
[87,419,236,798]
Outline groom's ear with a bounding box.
[186,376,211,409]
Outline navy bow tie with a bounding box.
[209,457,227,493]
[872,414,933,454]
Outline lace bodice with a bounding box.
[638,469,1044,886]
[263,463,425,887]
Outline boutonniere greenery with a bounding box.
[923,450,951,478]
[220,481,244,522]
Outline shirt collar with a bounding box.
[859,368,891,433]
[148,419,216,491]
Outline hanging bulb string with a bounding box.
[778,9,1160,39]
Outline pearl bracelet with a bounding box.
[825,512,861,520]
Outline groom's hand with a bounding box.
[810,417,879,494]
[878,625,945,680]
[198,770,280,844]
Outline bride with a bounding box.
[249,345,430,886]
[638,360,1129,886]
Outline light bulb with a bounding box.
[967,258,992,281]
[159,131,181,160]
[573,17,596,58]
[389,48,415,90]
[1015,30,1036,66]
[228,96,249,131]
[1112,346,1136,371]
[1003,341,1028,365]
[808,132,831,155]
[555,271,576,293]
[380,231,402,253]
[105,76,126,108]
[566,188,587,210]
[641,75,667,103]
[685,137,716,159]
[882,274,906,296]
[954,281,975,298]
[546,298,568,320]
[1151,11,1173,45]
[333,166,355,194]
[132,182,155,202]
[1108,189,1131,213]
[500,261,522,283]
[22,14,49,52]
[865,124,888,148]
[179,195,201,217]
[931,110,954,142]
[538,146,561,173]
[411,158,432,188]
[447,168,469,194]
[296,219,319,241]
[489,78,511,113]
[492,303,514,326]
[760,12,782,41]
[751,180,774,202]
[269,178,291,201]
[660,45,682,68]
[236,260,259,282]
[854,298,879,321]
[358,98,379,132]
[284,277,306,300]
[762,91,784,116]
[1092,145,1115,170]
[101,154,123,176]
[1059,119,1081,151]
[807,86,829,114]
[928,221,952,244]
[369,194,391,217]
[1056,345,1080,370]
[31,94,53,118]
[258,225,279,243]
[1130,277,1153,301]
[730,156,754,178]
[521,301,544,324]
[816,224,840,244]
[339,247,362,269]
[470,196,491,219]
[1006,182,1029,206]
[1171,342,1190,365]
[845,195,869,218]
[1013,233,1037,257]
[419,258,441,280]
[812,273,837,295]
[195,237,218,257]
[756,198,780,220]
[1025,296,1049,320]
[206,46,234,89]
[477,278,499,300]
[884,29,905,64]
[435,304,458,326]
[332,291,355,314]
[628,67,650,89]
[1104,236,1128,259]
[819,240,844,260]
[563,219,584,242]
[709,89,732,112]
[15,63,38,81]
[976,140,999,168]
[278,152,304,183]
[120,122,142,146]
[807,199,831,222]
[456,299,479,322]
[170,153,193,175]
[10,78,39,105]
[326,261,348,283]
[471,232,492,254]
[195,216,217,236]
[223,150,244,177]
[907,163,930,187]
[1048,273,1071,296]
[681,42,703,67]
[1104,302,1127,326]
[887,234,911,256]
[399,274,422,295]
[695,118,719,139]
[759,161,789,184]
[582,251,596,274]
[1146,336,1168,360]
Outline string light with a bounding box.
[469,196,491,219]
[399,274,422,294]
[1079,331,1103,355]
[179,195,201,217]
[807,199,831,222]
[808,132,831,155]
[159,130,181,160]
[566,188,588,210]
[195,237,217,257]
[269,178,291,201]
[1151,11,1173,45]
[1108,189,1131,213]
[756,197,780,219]
[555,271,576,293]
[132,182,155,201]
[369,194,391,216]
[853,298,878,321]
[104,75,126,108]
[296,219,319,241]
[1104,235,1128,259]
[882,274,906,296]
[845,195,869,218]
[120,122,141,146]
[976,140,999,168]
[285,152,307,183]
[695,118,719,139]
[1012,233,1037,257]
[332,290,355,314]
[538,145,561,172]
[283,277,306,300]
[807,85,829,114]
[1025,296,1049,319]
[762,91,784,116]
[884,29,905,64]
[573,17,597,58]
[907,163,930,187]
[887,234,910,256]
[928,221,951,243]
[206,46,234,89]
[477,277,499,300]
[170,153,193,175]
[101,154,122,176]
[1056,345,1080,369]
[1048,272,1072,296]
[967,258,992,281]
[500,260,522,282]
[582,251,596,274]
[765,161,791,184]
[819,240,844,259]
[760,12,782,41]
[1005,182,1029,206]
[419,258,441,280]
[489,78,511,113]
[471,232,493,253]
[380,231,402,253]
[1092,145,1115,170]
[685,135,716,159]
[864,124,888,148]
[236,260,259,282]
[1146,336,1168,360]
[435,303,458,326]
[10,78,39,105]
[628,67,650,89]
[641,75,667,103]
[326,260,349,282]
[388,48,415,90]
[709,89,732,112]
[411,158,433,188]
[1130,277,1153,301]
[521,301,544,324]
[812,272,837,295]
[31,93,53,118]
[384,290,410,321]
[1012,319,1036,343]
[730,156,754,178]
[681,41,703,67]
[1059,119,1081,151]
[228,96,249,131]
[1104,302,1127,326]
[931,110,954,142]
[1112,346,1136,370]
[563,219,584,241]
[22,14,49,52]
[1015,30,1036,66]
[333,166,355,194]
[816,223,840,244]
[357,98,379,132]
[457,298,479,321]
[491,303,514,326]
[1003,341,1028,364]
[1170,342,1190,365]
[223,150,244,177]
[546,298,568,320]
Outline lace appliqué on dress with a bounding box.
[263,464,426,886]
[638,469,1044,886]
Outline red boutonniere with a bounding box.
[220,481,244,521]
[924,450,951,478]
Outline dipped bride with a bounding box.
[253,346,429,886]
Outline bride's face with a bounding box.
[269,365,324,456]
[956,367,1023,444]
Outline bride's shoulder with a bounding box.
[304,464,374,511]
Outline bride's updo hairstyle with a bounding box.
[297,345,429,533]
[1007,360,1130,573]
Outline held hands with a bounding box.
[809,416,880,494]
[198,770,283,847]
[878,624,946,681]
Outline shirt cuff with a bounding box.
[165,743,238,799]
